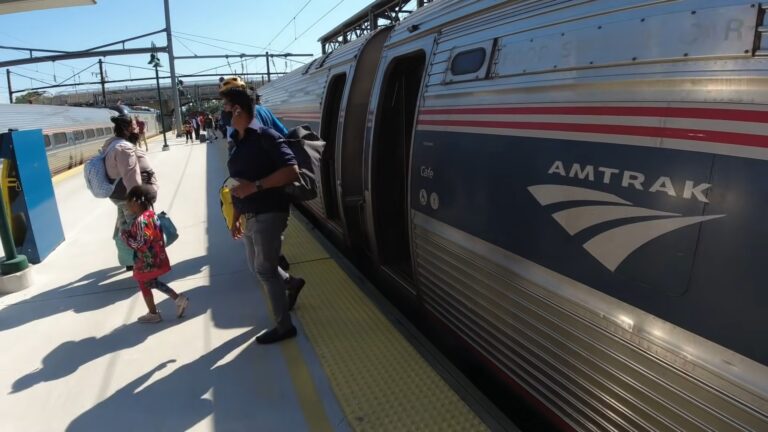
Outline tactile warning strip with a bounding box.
[282,216,331,263]
[286,219,488,432]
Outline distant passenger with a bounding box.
[183,120,193,143]
[191,116,200,140]
[134,116,148,151]
[220,87,305,344]
[253,92,289,137]
[220,109,233,147]
[204,114,215,143]
[121,184,189,323]
[102,115,159,271]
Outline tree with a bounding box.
[14,91,51,104]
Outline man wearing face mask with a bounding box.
[220,86,306,344]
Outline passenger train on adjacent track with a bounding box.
[0,104,160,176]
[261,0,768,430]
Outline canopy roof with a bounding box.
[0,0,95,15]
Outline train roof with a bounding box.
[0,104,116,132]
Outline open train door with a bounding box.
[335,27,393,249]
[364,35,433,293]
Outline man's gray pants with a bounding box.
[243,212,293,331]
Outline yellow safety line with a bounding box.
[281,341,335,432]
[284,220,488,432]
[52,164,84,184]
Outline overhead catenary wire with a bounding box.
[172,31,308,64]
[173,36,198,57]
[173,34,241,55]
[10,71,54,86]
[282,0,348,52]
[265,0,315,49]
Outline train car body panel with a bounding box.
[260,0,768,429]
[0,104,160,176]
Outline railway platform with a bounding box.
[0,132,515,431]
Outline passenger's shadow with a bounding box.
[10,284,208,394]
[66,328,260,432]
[0,254,217,333]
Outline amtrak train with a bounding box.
[0,104,160,176]
[261,0,768,430]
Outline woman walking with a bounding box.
[103,114,158,270]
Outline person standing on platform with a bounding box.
[220,108,233,148]
[183,120,193,143]
[204,114,215,143]
[134,116,148,151]
[121,184,189,323]
[253,92,289,137]
[103,115,159,271]
[221,87,306,344]
[191,115,200,141]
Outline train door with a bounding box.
[320,73,347,228]
[337,27,392,250]
[369,51,427,285]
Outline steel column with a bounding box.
[163,0,183,135]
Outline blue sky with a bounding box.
[0,0,378,101]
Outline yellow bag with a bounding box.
[219,178,243,230]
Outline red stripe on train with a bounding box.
[417,119,768,148]
[420,106,768,123]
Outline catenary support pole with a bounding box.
[164,0,183,136]
[266,52,271,82]
[6,69,12,104]
[98,59,107,105]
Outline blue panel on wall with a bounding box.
[9,129,64,262]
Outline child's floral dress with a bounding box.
[121,209,171,281]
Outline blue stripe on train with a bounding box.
[411,130,767,366]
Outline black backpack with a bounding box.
[282,125,325,202]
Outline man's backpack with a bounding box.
[283,125,325,202]
[84,138,121,198]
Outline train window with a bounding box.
[95,128,104,137]
[44,135,52,148]
[85,129,96,139]
[104,127,113,135]
[53,132,67,145]
[74,130,85,142]
[451,48,486,75]
[444,40,494,83]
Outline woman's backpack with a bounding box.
[283,125,325,202]
[84,138,121,198]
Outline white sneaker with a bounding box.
[137,312,162,323]
[175,295,189,318]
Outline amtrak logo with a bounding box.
[528,184,725,271]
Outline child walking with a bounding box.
[121,184,188,323]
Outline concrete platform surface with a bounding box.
[0,134,350,432]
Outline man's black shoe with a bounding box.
[256,326,297,344]
[278,255,290,272]
[286,277,305,311]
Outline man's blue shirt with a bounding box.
[255,105,289,137]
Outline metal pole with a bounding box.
[6,69,12,103]
[163,0,183,137]
[266,52,271,82]
[98,59,107,105]
[155,66,169,150]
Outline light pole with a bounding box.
[148,44,170,151]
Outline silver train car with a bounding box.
[261,0,768,430]
[0,104,160,176]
